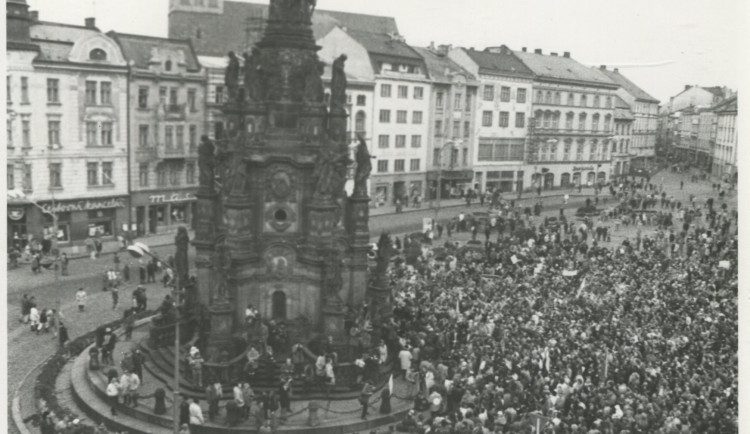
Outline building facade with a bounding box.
[515,50,618,189]
[711,96,737,183]
[612,96,634,178]
[109,32,207,236]
[7,2,130,248]
[598,67,659,168]
[448,46,533,195]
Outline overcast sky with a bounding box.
[25,0,745,103]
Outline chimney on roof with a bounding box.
[563,51,570,58]
[85,17,96,28]
[614,68,619,73]
[30,11,39,21]
[684,85,691,91]
[534,49,542,54]
[600,65,606,70]
[437,44,451,57]
[551,52,558,56]
[429,41,436,51]
[522,47,527,52]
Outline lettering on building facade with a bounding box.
[41,198,126,214]
[148,192,198,204]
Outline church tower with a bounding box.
[195,0,371,358]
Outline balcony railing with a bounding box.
[534,127,613,135]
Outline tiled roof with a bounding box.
[345,29,421,60]
[169,1,399,57]
[463,47,534,79]
[711,95,737,113]
[109,32,201,71]
[614,95,634,120]
[413,46,477,83]
[598,68,659,103]
[702,86,727,97]
[30,21,100,62]
[513,50,617,87]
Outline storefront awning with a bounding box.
[427,170,474,182]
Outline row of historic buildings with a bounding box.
[657,85,737,182]
[6,0,662,247]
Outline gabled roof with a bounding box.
[412,46,477,84]
[513,50,617,88]
[702,86,727,97]
[30,21,100,62]
[463,47,534,79]
[108,32,201,71]
[598,68,659,103]
[170,1,399,57]
[614,95,634,120]
[345,29,421,61]
[711,95,737,113]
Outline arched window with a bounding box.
[272,291,287,320]
[590,140,598,160]
[165,60,173,71]
[534,110,543,128]
[89,48,107,61]
[545,91,552,104]
[578,113,587,131]
[554,92,561,105]
[561,173,571,187]
[543,111,551,128]
[565,112,574,130]
[580,94,587,107]
[355,111,366,136]
[591,114,600,131]
[567,93,575,106]
[594,95,600,108]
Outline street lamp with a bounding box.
[126,242,181,434]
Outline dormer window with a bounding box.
[89,48,107,61]
[165,60,173,72]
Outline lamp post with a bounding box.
[126,242,180,434]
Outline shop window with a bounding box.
[171,205,188,223]
[43,212,71,243]
[88,209,114,237]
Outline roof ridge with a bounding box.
[33,20,99,31]
[109,31,194,44]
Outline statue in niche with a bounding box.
[313,147,349,201]
[330,54,348,112]
[353,135,372,197]
[243,48,262,103]
[198,135,215,189]
[222,155,247,196]
[225,51,240,102]
[224,209,252,236]
[174,227,190,287]
[303,60,325,103]
[212,240,232,302]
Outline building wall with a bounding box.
[713,111,737,179]
[612,117,634,177]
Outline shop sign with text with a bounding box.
[149,192,197,204]
[573,166,595,172]
[42,198,126,214]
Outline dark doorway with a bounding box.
[136,206,146,236]
[272,291,287,320]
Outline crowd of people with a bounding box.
[377,178,737,433]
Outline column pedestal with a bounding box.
[206,300,235,361]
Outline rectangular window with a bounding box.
[214,85,223,104]
[189,125,197,150]
[159,86,168,104]
[22,120,30,148]
[356,95,366,106]
[436,92,444,109]
[580,95,587,107]
[378,135,389,148]
[165,126,174,148]
[138,87,149,108]
[169,165,180,186]
[380,84,391,98]
[47,79,59,103]
[433,149,441,166]
[483,85,494,101]
[563,143,571,160]
[413,87,424,99]
[411,135,421,148]
[435,120,443,136]
[379,110,391,123]
[412,111,423,124]
[410,159,420,171]
[87,162,98,186]
[515,112,525,128]
[176,125,185,148]
[49,163,62,188]
[463,148,468,165]
[157,165,167,186]
[86,122,98,146]
[139,125,149,147]
[566,114,574,130]
[464,121,470,138]
[465,93,472,111]
[377,160,388,173]
[188,89,197,111]
[482,111,493,127]
[394,159,405,172]
[499,111,510,128]
[500,86,511,102]
[85,81,97,105]
[453,120,460,137]
[100,82,111,105]
[567,93,575,106]
[7,120,13,147]
[21,77,29,103]
[102,162,113,185]
[477,139,525,161]
[454,93,462,110]
[48,121,61,147]
[7,164,14,190]
[169,88,178,106]
[396,110,407,123]
[22,164,32,191]
[186,162,195,184]
[7,75,11,103]
[101,122,113,146]
[398,85,408,98]
[517,88,526,103]
[606,96,612,108]
[139,163,149,187]
[395,135,406,148]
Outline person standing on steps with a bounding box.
[106,376,120,416]
[359,380,374,420]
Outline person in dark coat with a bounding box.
[179,395,190,426]
[58,322,69,354]
[379,387,392,414]
[154,388,167,415]
[279,379,292,421]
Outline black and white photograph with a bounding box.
[4,0,743,433]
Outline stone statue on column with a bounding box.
[212,240,232,303]
[174,226,190,288]
[243,48,263,103]
[225,51,240,102]
[353,135,372,198]
[329,54,348,113]
[313,147,349,202]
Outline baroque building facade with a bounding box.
[7,2,130,248]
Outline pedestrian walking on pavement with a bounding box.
[139,261,147,284]
[76,287,88,312]
[60,253,69,276]
[20,294,30,323]
[112,286,119,310]
[58,322,69,354]
[122,262,130,282]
